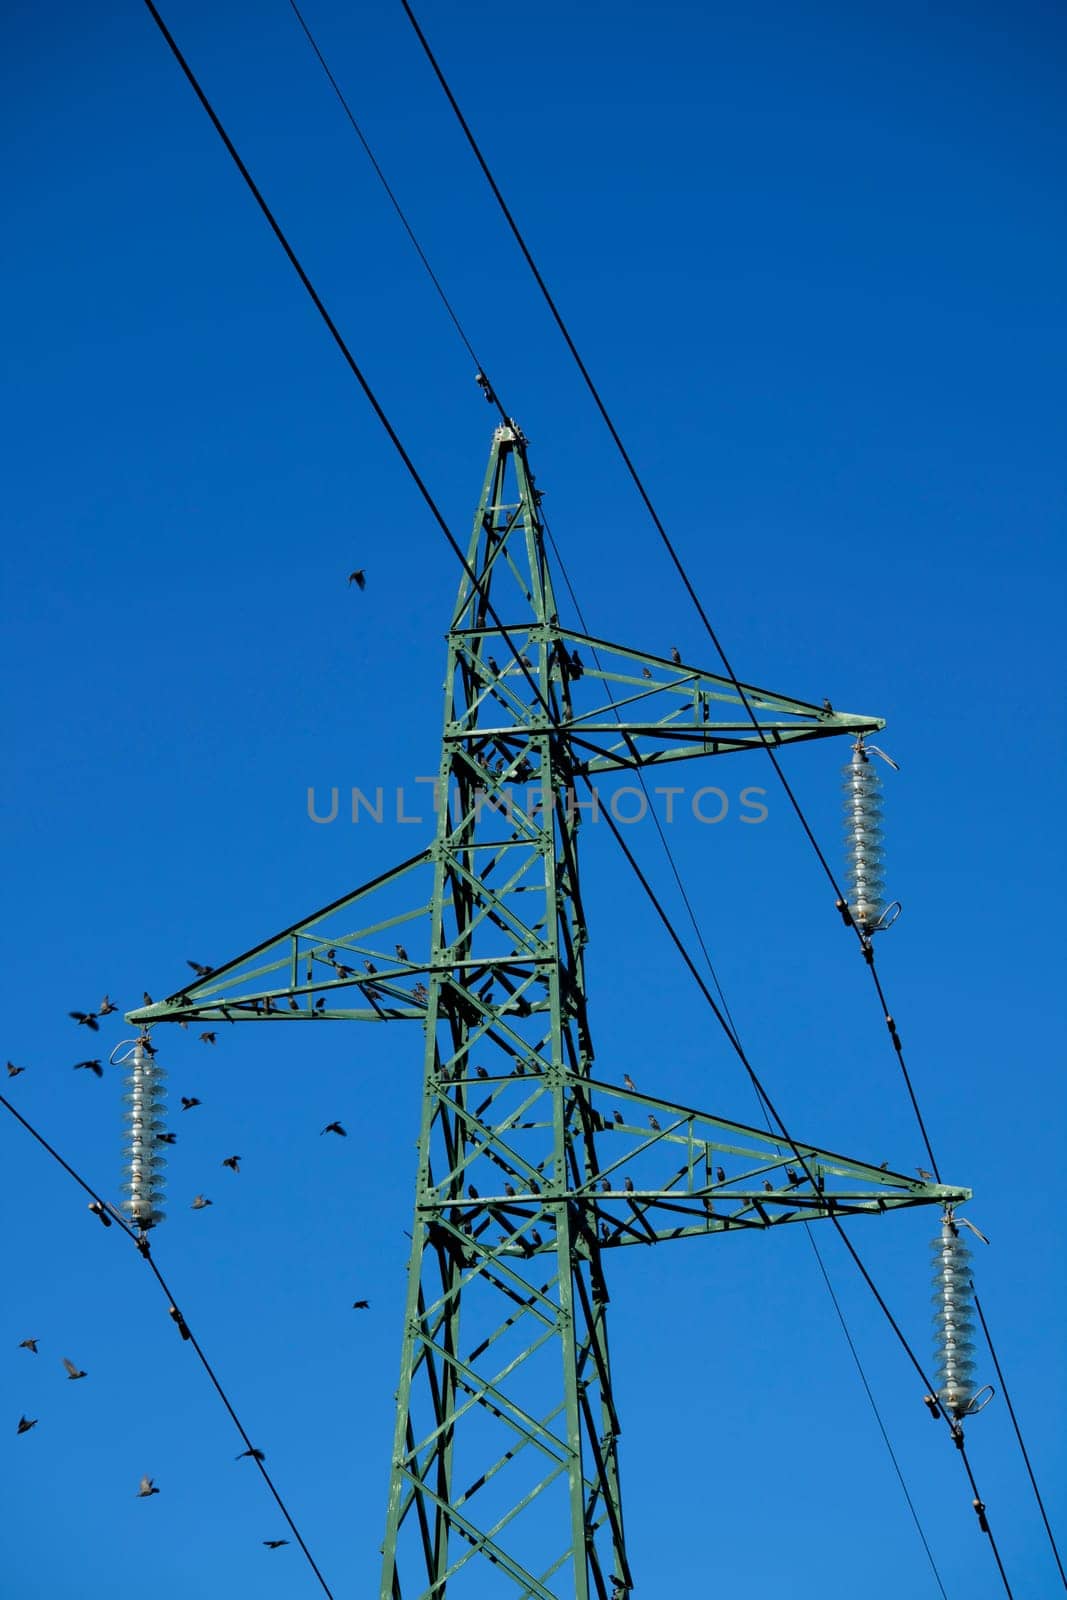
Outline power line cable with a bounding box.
[130,11,1018,1590]
[396,0,945,1183]
[0,1091,336,1598]
[391,15,1061,1577]
[285,0,510,423]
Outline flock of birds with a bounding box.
[7,974,373,1553]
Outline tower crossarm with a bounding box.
[549,630,883,771]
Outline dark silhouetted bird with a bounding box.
[642,666,652,679]
[612,1109,623,1125]
[199,1031,217,1045]
[181,1096,201,1111]
[569,649,584,679]
[600,1178,611,1192]
[715,1166,726,1184]
[314,998,326,1013]
[264,1539,289,1549]
[18,1338,38,1354]
[88,1201,112,1228]
[412,982,428,1003]
[222,1156,241,1174]
[916,1167,934,1181]
[530,1229,543,1248]
[6,1061,26,1077]
[237,1447,265,1462]
[670,646,682,665]
[648,1114,661,1131]
[488,655,500,675]
[475,1066,489,1080]
[187,960,213,978]
[17,1415,37,1435]
[624,1177,634,1194]
[69,1010,99,1031]
[73,1060,103,1077]
[98,995,117,1016]
[786,1168,802,1184]
[504,1183,516,1197]
[348,569,366,590]
[321,1121,347,1137]
[62,1358,87,1380]
[821,698,834,714]
[158,1132,177,1145]
[190,1195,212,1210]
[137,1476,159,1498]
[395,943,409,961]
[762,1180,774,1192]
[288,997,300,1011]
[142,992,153,1006]
[352,1299,370,1310]
[363,960,377,974]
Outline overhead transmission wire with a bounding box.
[275,13,975,1591]
[0,1092,336,1600]
[397,0,942,1184]
[132,6,1017,1591]
[394,7,1063,1585]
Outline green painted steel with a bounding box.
[128,425,965,1598]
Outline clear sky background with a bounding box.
[2,1,1064,1595]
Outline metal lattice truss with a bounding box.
[128,424,966,1600]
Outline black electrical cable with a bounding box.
[138,0,544,721]
[589,804,1016,1597]
[973,1288,1066,1586]
[805,1228,950,1599]
[130,10,1023,1590]
[0,1092,336,1599]
[397,0,946,1185]
[285,0,510,424]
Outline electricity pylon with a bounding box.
[130,424,967,1598]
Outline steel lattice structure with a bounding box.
[130,425,967,1598]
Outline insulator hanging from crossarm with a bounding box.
[930,1209,994,1422]
[113,1035,167,1230]
[842,737,901,936]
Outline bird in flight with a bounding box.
[158,1132,177,1145]
[137,1476,159,1498]
[321,1121,347,1137]
[17,1416,38,1435]
[98,994,117,1016]
[348,569,366,590]
[88,1201,113,1228]
[18,1338,38,1354]
[73,1060,103,1077]
[187,960,213,978]
[69,1010,99,1031]
[352,1299,370,1311]
[62,1358,87,1380]
[199,1031,217,1045]
[190,1195,213,1210]
[236,1446,265,1462]
[222,1155,241,1174]
[6,1061,26,1077]
[263,1539,289,1549]
[181,1096,201,1111]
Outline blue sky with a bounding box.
[2,0,1064,1594]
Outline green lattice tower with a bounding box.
[130,424,968,1598]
